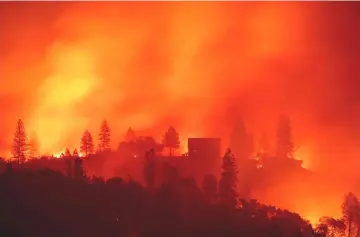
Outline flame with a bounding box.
[30,43,98,154]
[52,149,83,158]
[1,2,358,225]
[294,146,313,170]
[53,150,64,159]
[179,136,189,154]
[302,212,321,226]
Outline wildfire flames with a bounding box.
[1,2,359,226]
[52,150,83,159]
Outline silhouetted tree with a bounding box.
[73,149,79,157]
[219,149,238,207]
[5,162,13,176]
[118,136,162,158]
[12,119,29,164]
[117,140,137,157]
[0,161,316,237]
[80,130,94,157]
[65,148,71,157]
[144,149,156,189]
[98,119,111,152]
[65,159,73,177]
[313,222,328,237]
[162,126,180,156]
[316,217,346,237]
[276,115,294,159]
[74,157,85,180]
[125,127,136,142]
[202,174,218,204]
[137,136,161,153]
[229,118,252,159]
[161,163,180,187]
[342,192,360,237]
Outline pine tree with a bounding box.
[219,148,238,207]
[229,118,252,159]
[65,148,71,157]
[276,115,294,159]
[65,159,73,177]
[5,163,13,176]
[342,192,360,237]
[12,119,29,164]
[73,149,79,157]
[202,174,218,204]
[80,130,94,157]
[162,126,180,156]
[74,157,86,180]
[144,149,156,189]
[125,127,136,142]
[98,119,111,152]
[161,163,180,187]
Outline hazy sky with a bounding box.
[0,2,359,173]
[1,2,360,223]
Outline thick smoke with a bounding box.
[1,2,360,221]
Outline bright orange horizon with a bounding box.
[1,2,360,223]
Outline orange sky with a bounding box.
[1,2,360,222]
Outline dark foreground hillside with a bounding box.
[0,168,315,237]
